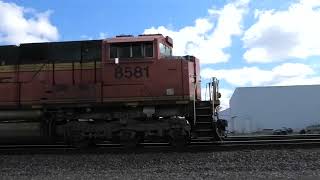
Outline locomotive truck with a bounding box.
[0,34,226,148]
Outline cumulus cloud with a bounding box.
[99,32,108,39]
[0,1,59,44]
[201,63,319,86]
[218,88,233,110]
[243,0,320,63]
[201,86,233,110]
[80,35,93,40]
[144,0,249,64]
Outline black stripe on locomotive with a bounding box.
[0,40,102,65]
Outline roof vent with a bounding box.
[138,34,162,37]
[116,35,133,38]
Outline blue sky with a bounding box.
[7,0,223,39]
[1,0,320,109]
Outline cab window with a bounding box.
[118,44,130,58]
[159,43,172,57]
[110,42,153,59]
[132,44,143,58]
[144,43,153,57]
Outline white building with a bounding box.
[223,85,320,133]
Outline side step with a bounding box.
[192,101,218,139]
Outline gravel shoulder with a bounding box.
[1,148,320,179]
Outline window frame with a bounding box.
[159,42,172,58]
[109,41,154,60]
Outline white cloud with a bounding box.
[144,0,249,64]
[201,63,318,86]
[243,0,320,63]
[99,32,108,39]
[219,88,233,110]
[80,35,93,40]
[201,86,233,110]
[80,32,108,40]
[0,1,59,44]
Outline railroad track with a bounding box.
[224,134,320,141]
[1,136,320,154]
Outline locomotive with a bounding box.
[0,34,226,147]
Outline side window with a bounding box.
[118,44,130,58]
[110,45,117,58]
[144,42,153,57]
[132,44,143,58]
[110,42,153,59]
[159,43,166,55]
[159,43,172,57]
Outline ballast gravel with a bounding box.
[0,148,320,179]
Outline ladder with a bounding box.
[193,101,215,137]
[192,78,221,141]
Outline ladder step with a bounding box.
[196,109,212,115]
[196,106,211,110]
[194,129,215,137]
[196,115,211,117]
[196,101,212,107]
[196,117,213,123]
[195,122,213,129]
[194,129,214,132]
[196,122,212,124]
[191,137,214,142]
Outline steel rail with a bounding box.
[224,134,320,141]
[1,138,320,154]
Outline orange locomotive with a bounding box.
[0,34,226,147]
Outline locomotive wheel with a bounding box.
[121,139,139,149]
[69,130,92,148]
[120,130,140,149]
[169,130,189,149]
[73,140,92,148]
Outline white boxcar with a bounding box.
[225,85,320,133]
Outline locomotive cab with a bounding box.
[102,34,201,106]
[105,34,173,61]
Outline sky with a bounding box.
[1,0,320,109]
